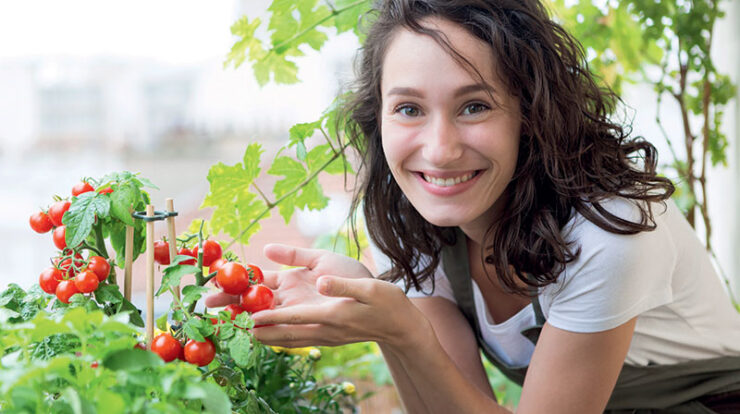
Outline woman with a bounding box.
[208,1,740,412]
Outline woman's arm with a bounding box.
[377,296,495,413]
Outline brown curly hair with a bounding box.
[343,0,674,294]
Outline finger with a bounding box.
[264,243,324,270]
[316,276,391,304]
[253,324,339,348]
[262,269,278,289]
[204,291,240,308]
[251,303,340,326]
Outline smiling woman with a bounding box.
[206,0,740,412]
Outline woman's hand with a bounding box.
[206,243,426,349]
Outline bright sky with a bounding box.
[0,0,238,64]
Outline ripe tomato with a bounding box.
[246,264,264,285]
[178,247,196,265]
[74,270,99,293]
[29,211,54,233]
[193,240,223,267]
[98,187,114,195]
[39,267,64,294]
[184,338,216,367]
[151,333,183,363]
[48,200,71,227]
[53,226,67,250]
[240,285,274,314]
[87,256,110,281]
[224,304,245,320]
[154,240,170,265]
[71,181,94,197]
[216,262,250,295]
[56,280,80,304]
[208,257,228,275]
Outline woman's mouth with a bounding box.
[421,171,479,187]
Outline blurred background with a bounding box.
[0,0,738,411]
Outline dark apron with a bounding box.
[441,227,740,413]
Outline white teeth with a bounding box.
[422,172,476,187]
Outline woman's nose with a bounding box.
[421,115,464,166]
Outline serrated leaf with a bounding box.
[156,263,200,297]
[295,179,329,211]
[63,193,111,248]
[181,285,210,308]
[228,330,253,367]
[183,318,206,342]
[94,284,123,305]
[109,182,139,226]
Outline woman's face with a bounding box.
[380,18,521,239]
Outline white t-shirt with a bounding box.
[373,198,740,366]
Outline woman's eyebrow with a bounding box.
[386,83,495,98]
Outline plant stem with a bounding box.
[93,223,109,259]
[263,0,370,60]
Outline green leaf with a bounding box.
[181,285,210,308]
[182,318,207,342]
[103,348,164,371]
[120,298,145,328]
[94,284,123,305]
[63,192,111,248]
[156,312,168,332]
[156,262,200,297]
[109,181,140,226]
[183,382,232,414]
[202,144,269,245]
[228,330,253,367]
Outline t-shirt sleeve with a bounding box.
[368,238,456,303]
[539,200,676,333]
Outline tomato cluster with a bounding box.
[153,239,223,267]
[150,332,217,367]
[215,261,274,315]
[30,181,112,303]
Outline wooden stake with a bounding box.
[165,198,180,301]
[145,205,155,349]
[124,224,134,301]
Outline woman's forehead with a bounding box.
[380,17,501,96]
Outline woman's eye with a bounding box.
[396,105,420,117]
[462,103,489,115]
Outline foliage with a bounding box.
[549,0,737,256]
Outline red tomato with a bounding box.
[151,333,183,363]
[90,361,99,368]
[29,211,54,234]
[98,187,114,195]
[56,280,80,304]
[208,257,229,275]
[154,240,170,265]
[246,264,264,285]
[71,182,94,197]
[48,200,71,227]
[39,267,64,294]
[53,226,67,250]
[133,342,147,351]
[216,262,250,295]
[87,256,110,281]
[74,270,99,293]
[184,338,215,367]
[178,247,196,265]
[224,304,245,320]
[240,285,274,314]
[193,240,223,267]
